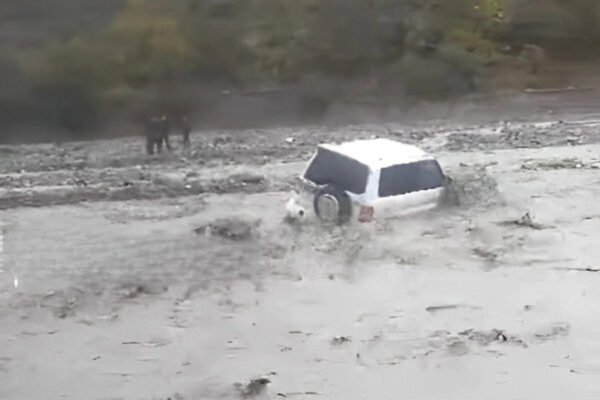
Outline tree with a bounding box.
[507,0,600,55]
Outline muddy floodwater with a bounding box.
[2,98,600,399]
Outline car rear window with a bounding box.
[378,159,444,197]
[303,147,369,194]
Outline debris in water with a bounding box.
[234,377,271,398]
[446,339,469,356]
[97,313,119,321]
[521,158,589,170]
[458,329,526,347]
[498,212,548,230]
[425,304,479,313]
[472,247,500,263]
[554,266,600,273]
[116,284,155,299]
[331,336,352,345]
[228,172,265,184]
[282,392,321,397]
[533,322,570,342]
[426,305,460,313]
[195,217,261,240]
[121,338,170,348]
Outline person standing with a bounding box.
[144,114,172,155]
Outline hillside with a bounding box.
[1,0,600,142]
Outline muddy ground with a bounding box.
[2,92,600,399]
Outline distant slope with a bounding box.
[0,0,122,50]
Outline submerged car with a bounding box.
[287,138,447,224]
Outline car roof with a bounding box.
[319,138,433,169]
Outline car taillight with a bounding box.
[358,206,374,222]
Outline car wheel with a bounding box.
[313,184,352,225]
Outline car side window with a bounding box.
[378,160,444,197]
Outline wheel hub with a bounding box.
[317,194,340,224]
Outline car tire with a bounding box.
[313,184,352,225]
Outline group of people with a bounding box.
[143,115,191,155]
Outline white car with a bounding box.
[287,138,447,224]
